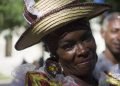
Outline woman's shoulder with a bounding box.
[11,63,37,86]
[12,63,36,78]
[11,60,79,86]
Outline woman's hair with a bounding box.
[42,18,90,55]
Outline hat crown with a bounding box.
[24,0,76,24]
[34,0,75,15]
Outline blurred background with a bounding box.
[0,0,119,86]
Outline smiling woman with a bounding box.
[41,19,98,85]
[11,0,111,86]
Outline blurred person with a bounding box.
[94,12,120,85]
[10,0,110,86]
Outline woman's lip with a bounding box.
[76,60,95,67]
[76,57,94,65]
[81,58,93,64]
[80,59,93,65]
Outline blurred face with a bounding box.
[102,19,120,55]
[56,29,97,77]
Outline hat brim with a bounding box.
[15,3,111,50]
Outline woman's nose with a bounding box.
[75,43,87,56]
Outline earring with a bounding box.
[44,57,63,79]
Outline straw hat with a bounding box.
[15,0,111,50]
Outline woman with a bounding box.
[11,0,111,86]
[42,20,98,85]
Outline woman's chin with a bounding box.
[75,60,96,76]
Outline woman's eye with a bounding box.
[61,43,74,51]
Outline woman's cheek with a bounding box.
[60,50,76,62]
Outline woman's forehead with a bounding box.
[59,30,91,42]
[58,28,91,40]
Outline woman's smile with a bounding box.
[76,57,96,67]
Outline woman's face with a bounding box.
[56,29,97,77]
